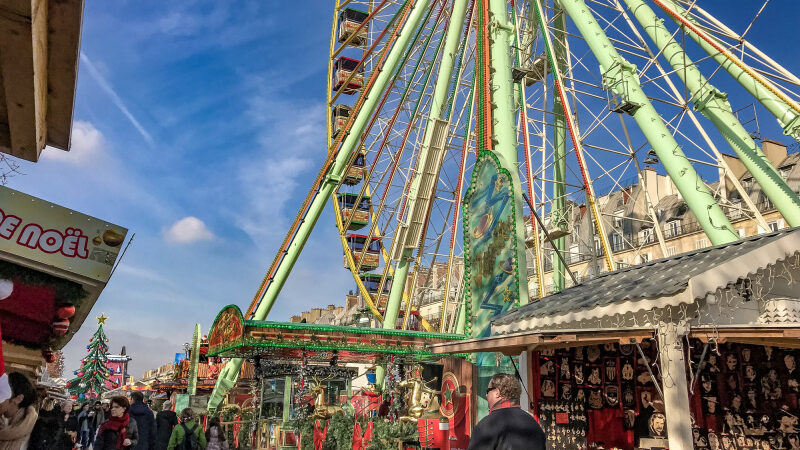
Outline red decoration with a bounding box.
[70,394,78,399]
[52,319,70,335]
[78,372,84,377]
[66,381,71,388]
[56,305,76,319]
[42,350,55,363]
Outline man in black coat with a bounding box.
[130,391,157,450]
[467,373,546,450]
[155,400,178,450]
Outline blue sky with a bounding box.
[5,1,800,377]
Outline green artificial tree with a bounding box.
[67,314,114,400]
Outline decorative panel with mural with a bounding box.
[463,151,522,352]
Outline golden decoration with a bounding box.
[97,313,108,325]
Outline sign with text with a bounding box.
[0,185,127,282]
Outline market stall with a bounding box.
[432,227,800,449]
[0,186,128,376]
[206,304,470,449]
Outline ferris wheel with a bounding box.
[243,0,800,335]
[211,0,800,409]
[318,0,800,334]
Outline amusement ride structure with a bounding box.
[209,0,800,412]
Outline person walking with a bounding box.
[154,401,177,450]
[77,403,91,448]
[467,373,546,450]
[0,372,39,450]
[167,409,206,450]
[204,418,227,450]
[94,396,139,450]
[29,397,68,450]
[129,392,156,450]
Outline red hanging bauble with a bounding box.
[89,338,93,342]
[52,319,70,335]
[93,371,97,375]
[70,394,78,400]
[65,381,71,388]
[56,305,76,319]
[42,350,55,363]
[78,372,84,377]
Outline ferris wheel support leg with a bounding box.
[209,0,433,411]
[557,0,738,245]
[376,0,471,386]
[485,0,530,305]
[551,8,568,293]
[656,0,800,142]
[623,0,800,227]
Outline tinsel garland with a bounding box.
[220,406,254,447]
[291,410,416,450]
[0,260,87,305]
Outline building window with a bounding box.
[736,228,745,238]
[666,246,677,256]
[638,227,653,244]
[572,224,580,243]
[742,177,754,193]
[666,220,681,238]
[569,244,579,264]
[695,238,708,250]
[639,253,651,264]
[611,232,623,252]
[768,220,784,232]
[613,210,625,228]
[594,237,601,255]
[779,165,793,181]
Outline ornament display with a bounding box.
[56,305,76,319]
[52,319,70,335]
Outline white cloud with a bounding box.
[231,76,325,246]
[163,216,214,244]
[41,121,106,165]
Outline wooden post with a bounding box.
[656,321,693,449]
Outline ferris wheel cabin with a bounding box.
[338,8,368,46]
[344,234,381,271]
[359,273,392,308]
[333,57,363,94]
[336,193,370,230]
[343,149,365,186]
[331,104,351,138]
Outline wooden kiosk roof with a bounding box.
[0,0,84,161]
[207,305,465,364]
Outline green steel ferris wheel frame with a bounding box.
[207,0,800,411]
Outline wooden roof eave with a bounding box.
[429,328,655,356]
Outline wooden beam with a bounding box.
[430,330,654,355]
[45,0,82,150]
[0,0,48,161]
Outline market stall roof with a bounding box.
[493,227,800,334]
[207,305,465,363]
[0,0,84,161]
[430,227,800,355]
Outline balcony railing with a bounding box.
[531,199,778,273]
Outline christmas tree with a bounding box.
[67,314,115,400]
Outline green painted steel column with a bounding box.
[487,0,530,306]
[187,324,201,397]
[557,0,737,245]
[660,0,800,141]
[623,0,800,227]
[378,0,469,386]
[282,375,292,425]
[551,9,567,292]
[208,0,432,412]
[487,0,518,162]
[383,0,469,332]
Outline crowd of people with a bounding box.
[0,372,226,450]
